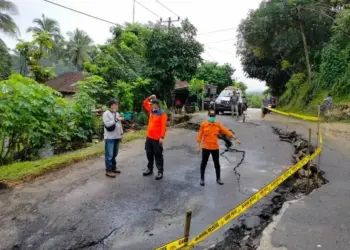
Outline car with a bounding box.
[214,87,247,115]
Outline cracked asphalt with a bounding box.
[0,110,293,250]
[257,112,350,250]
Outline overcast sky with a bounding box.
[2,0,266,92]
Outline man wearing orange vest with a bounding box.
[143,95,168,180]
[196,109,241,186]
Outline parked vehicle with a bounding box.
[214,87,247,115]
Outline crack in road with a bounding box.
[69,224,124,250]
[221,148,246,193]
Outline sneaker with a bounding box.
[105,170,116,178]
[200,180,205,186]
[216,179,224,185]
[155,173,163,180]
[143,169,153,176]
[112,169,121,174]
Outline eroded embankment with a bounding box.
[182,122,327,250]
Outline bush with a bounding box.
[133,111,148,125]
[279,73,306,106]
[0,74,95,165]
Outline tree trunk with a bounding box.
[298,7,312,85]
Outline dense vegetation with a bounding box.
[0,1,242,166]
[238,0,350,115]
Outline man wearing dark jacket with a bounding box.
[142,95,168,180]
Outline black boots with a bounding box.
[216,179,224,185]
[200,179,223,186]
[143,169,163,180]
[143,169,153,176]
[155,173,163,180]
[215,168,223,185]
[199,168,223,185]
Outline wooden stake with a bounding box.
[183,211,192,248]
[316,105,321,182]
[307,128,312,193]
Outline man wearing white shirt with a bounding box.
[103,99,124,178]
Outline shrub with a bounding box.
[133,111,148,125]
[0,74,95,165]
[279,73,306,106]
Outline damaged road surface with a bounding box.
[0,113,293,250]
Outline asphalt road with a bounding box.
[0,110,294,250]
[257,112,350,250]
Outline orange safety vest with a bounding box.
[143,98,167,140]
[197,121,233,150]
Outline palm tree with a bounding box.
[26,14,60,37]
[51,35,67,61]
[0,0,19,44]
[67,28,93,71]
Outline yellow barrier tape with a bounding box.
[265,107,320,122]
[187,150,319,247]
[155,119,324,250]
[154,237,188,250]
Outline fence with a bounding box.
[154,106,323,250]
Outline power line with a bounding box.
[135,0,162,18]
[203,38,236,44]
[198,27,236,36]
[155,0,180,18]
[43,0,123,27]
[204,50,216,61]
[206,46,235,54]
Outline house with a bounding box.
[174,80,218,110]
[45,72,85,97]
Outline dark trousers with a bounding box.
[145,138,164,173]
[105,139,120,170]
[200,149,221,180]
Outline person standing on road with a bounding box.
[103,99,124,178]
[261,95,269,120]
[230,90,240,119]
[196,110,241,186]
[143,95,168,180]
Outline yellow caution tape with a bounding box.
[187,150,319,247]
[155,120,324,249]
[154,236,188,250]
[265,107,320,122]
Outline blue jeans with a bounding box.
[104,139,121,171]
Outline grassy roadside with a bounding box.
[279,88,350,121]
[0,130,146,185]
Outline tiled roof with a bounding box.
[45,72,84,93]
[175,80,189,89]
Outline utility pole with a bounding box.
[133,0,135,23]
[160,16,180,31]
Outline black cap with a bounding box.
[107,98,119,107]
[150,98,160,105]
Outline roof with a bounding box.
[45,72,84,93]
[175,80,189,90]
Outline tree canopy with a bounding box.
[194,62,235,92]
[237,0,334,95]
[0,0,19,44]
